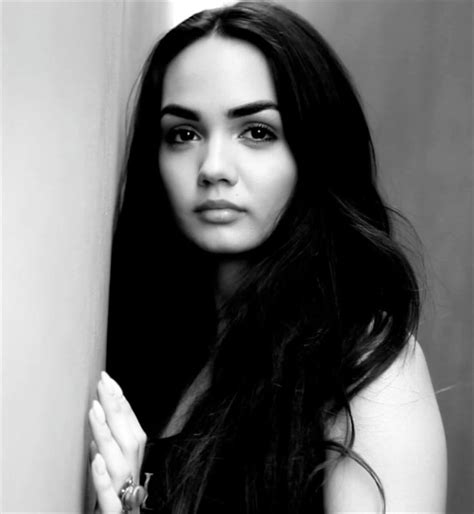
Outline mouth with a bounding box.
[194,200,246,224]
[194,200,245,213]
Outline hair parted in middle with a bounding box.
[106,3,420,513]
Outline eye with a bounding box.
[164,127,200,145]
[240,124,277,143]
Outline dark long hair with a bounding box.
[106,2,421,513]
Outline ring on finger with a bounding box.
[119,475,147,512]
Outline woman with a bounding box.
[89,2,447,513]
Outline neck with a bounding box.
[214,257,247,309]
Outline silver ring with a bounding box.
[119,475,147,512]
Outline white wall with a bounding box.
[2,2,168,511]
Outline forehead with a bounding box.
[161,35,277,109]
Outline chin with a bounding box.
[201,243,256,256]
[193,237,261,256]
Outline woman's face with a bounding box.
[159,36,297,254]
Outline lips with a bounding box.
[194,200,245,213]
[194,199,246,224]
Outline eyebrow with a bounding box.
[160,101,279,121]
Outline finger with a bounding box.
[90,440,98,461]
[91,453,122,514]
[106,373,147,442]
[89,400,130,489]
[97,375,142,469]
[98,371,147,467]
[107,374,147,465]
[120,396,147,466]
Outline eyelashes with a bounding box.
[239,123,277,143]
[162,123,278,147]
[163,127,200,145]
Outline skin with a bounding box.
[89,36,447,514]
[158,36,297,259]
[325,337,447,512]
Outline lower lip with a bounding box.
[196,208,244,224]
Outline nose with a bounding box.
[197,135,237,187]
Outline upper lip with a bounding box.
[194,200,245,212]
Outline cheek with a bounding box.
[280,168,297,200]
[260,163,297,214]
[159,156,191,208]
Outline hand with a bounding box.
[89,371,147,514]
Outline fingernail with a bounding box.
[93,453,106,475]
[100,371,115,396]
[92,400,106,423]
[102,370,123,397]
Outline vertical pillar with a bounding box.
[4,2,128,510]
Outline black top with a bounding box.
[140,434,179,513]
[139,432,243,514]
[139,432,324,514]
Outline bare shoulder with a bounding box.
[325,336,447,513]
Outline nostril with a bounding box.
[197,168,237,187]
[197,172,215,187]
